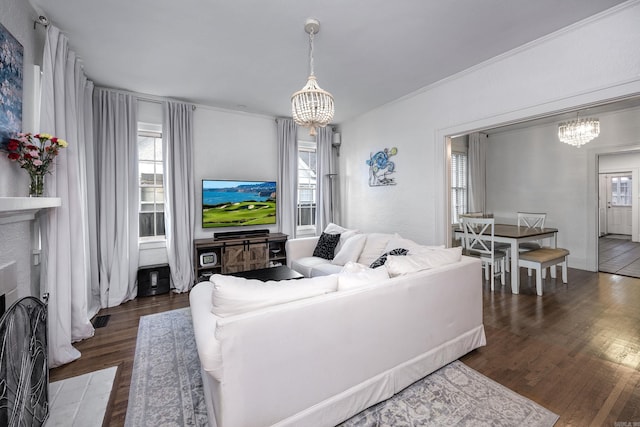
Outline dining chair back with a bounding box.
[461,216,506,291]
[517,212,548,253]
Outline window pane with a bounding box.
[156,213,165,236]
[139,136,155,161]
[139,213,155,237]
[155,138,163,160]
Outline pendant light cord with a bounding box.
[309,29,315,77]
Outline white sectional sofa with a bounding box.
[189,226,486,427]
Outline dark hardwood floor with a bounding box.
[599,235,640,278]
[50,268,640,426]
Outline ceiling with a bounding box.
[29,0,628,125]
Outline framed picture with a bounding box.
[0,22,23,150]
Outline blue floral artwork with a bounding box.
[0,22,23,150]
[366,147,398,187]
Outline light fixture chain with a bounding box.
[309,29,315,76]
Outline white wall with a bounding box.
[0,0,46,306]
[192,106,278,240]
[337,2,640,271]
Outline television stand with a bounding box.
[193,232,288,283]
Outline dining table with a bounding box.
[455,224,559,294]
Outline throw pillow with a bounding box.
[313,232,341,260]
[338,265,390,291]
[332,233,367,265]
[385,246,463,277]
[369,248,409,268]
[210,274,338,317]
[357,233,394,266]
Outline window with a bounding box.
[138,126,165,238]
[451,151,468,224]
[611,174,632,206]
[297,141,317,234]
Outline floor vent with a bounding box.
[93,315,110,328]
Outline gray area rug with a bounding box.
[125,308,559,427]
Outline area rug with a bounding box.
[125,308,559,427]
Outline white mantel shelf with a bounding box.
[0,197,61,224]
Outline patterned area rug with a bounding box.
[125,308,559,427]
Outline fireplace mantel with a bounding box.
[0,197,61,224]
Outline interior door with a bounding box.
[606,173,633,235]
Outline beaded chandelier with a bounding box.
[291,18,334,136]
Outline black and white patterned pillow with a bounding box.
[313,232,342,260]
[369,248,409,269]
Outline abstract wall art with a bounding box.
[366,147,398,187]
[0,22,23,150]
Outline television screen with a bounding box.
[202,180,277,228]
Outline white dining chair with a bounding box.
[461,216,506,291]
[517,212,547,251]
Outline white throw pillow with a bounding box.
[210,274,338,317]
[385,246,463,277]
[384,233,435,254]
[324,223,360,255]
[338,265,389,291]
[332,233,367,265]
[357,233,394,266]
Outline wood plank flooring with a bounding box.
[50,269,640,426]
[599,235,640,277]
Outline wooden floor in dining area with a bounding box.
[50,268,640,427]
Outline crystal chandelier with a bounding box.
[291,18,334,136]
[558,116,600,147]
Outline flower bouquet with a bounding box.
[6,132,68,196]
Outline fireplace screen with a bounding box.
[0,296,49,426]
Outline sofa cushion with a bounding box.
[310,263,343,277]
[291,256,331,278]
[313,232,341,260]
[369,248,409,269]
[385,246,463,277]
[357,233,394,266]
[384,234,426,253]
[332,233,367,266]
[210,274,338,317]
[338,264,390,291]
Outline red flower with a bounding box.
[51,137,58,143]
[8,152,20,160]
[7,140,19,151]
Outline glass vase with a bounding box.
[29,173,45,197]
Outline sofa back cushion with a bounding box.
[210,274,338,317]
[331,233,367,266]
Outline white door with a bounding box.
[606,173,633,235]
[598,174,607,236]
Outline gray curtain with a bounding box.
[93,88,139,307]
[315,127,333,234]
[40,25,96,367]
[277,118,298,238]
[163,101,195,292]
[468,132,488,213]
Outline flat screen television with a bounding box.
[202,180,277,228]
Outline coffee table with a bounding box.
[228,265,304,281]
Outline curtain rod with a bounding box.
[94,85,196,109]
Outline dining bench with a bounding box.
[517,247,570,296]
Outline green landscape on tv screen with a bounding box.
[202,180,276,228]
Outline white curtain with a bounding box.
[93,88,139,307]
[315,127,333,234]
[163,101,195,292]
[468,132,488,213]
[40,26,96,368]
[276,118,298,238]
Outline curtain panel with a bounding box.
[468,132,488,213]
[163,101,195,292]
[40,26,96,368]
[276,119,298,238]
[315,127,334,234]
[93,88,139,307]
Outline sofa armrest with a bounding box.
[286,236,320,267]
